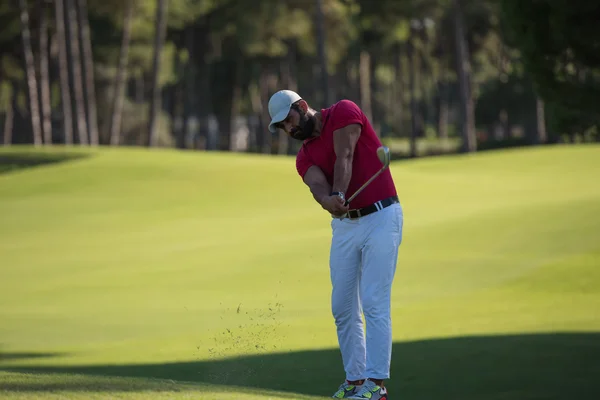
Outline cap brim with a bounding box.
[268,107,291,133]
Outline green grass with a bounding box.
[1,144,599,399]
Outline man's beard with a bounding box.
[290,107,316,141]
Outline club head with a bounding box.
[376,146,391,168]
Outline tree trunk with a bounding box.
[438,84,449,140]
[420,51,430,131]
[359,50,372,123]
[453,0,477,153]
[19,0,43,146]
[212,64,230,152]
[437,78,450,140]
[229,58,243,152]
[346,44,360,103]
[248,78,262,153]
[169,53,185,149]
[164,82,175,131]
[38,0,52,145]
[536,97,547,144]
[76,0,99,146]
[65,0,88,145]
[197,63,211,150]
[176,82,185,149]
[180,25,195,149]
[213,54,243,153]
[109,0,133,146]
[315,0,330,107]
[54,0,73,145]
[3,103,14,146]
[393,43,403,137]
[420,31,436,133]
[336,53,350,100]
[413,43,426,144]
[194,26,211,150]
[500,110,509,139]
[3,85,15,145]
[148,0,169,147]
[436,21,451,142]
[408,40,418,158]
[278,42,297,155]
[277,65,290,155]
[370,51,381,135]
[210,53,235,152]
[257,64,277,154]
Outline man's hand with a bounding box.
[320,194,349,217]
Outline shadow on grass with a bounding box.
[2,333,599,399]
[0,152,90,175]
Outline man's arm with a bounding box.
[303,165,332,205]
[303,165,348,216]
[331,123,361,194]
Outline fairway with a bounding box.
[1,144,599,399]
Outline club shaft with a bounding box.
[346,166,386,204]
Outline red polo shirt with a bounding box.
[296,99,397,210]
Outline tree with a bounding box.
[148,0,168,147]
[535,97,546,144]
[18,0,42,146]
[315,0,330,105]
[0,0,573,152]
[77,0,100,146]
[109,0,134,146]
[499,0,600,138]
[54,0,74,145]
[65,0,89,145]
[407,24,418,157]
[38,0,52,145]
[453,0,477,152]
[2,84,15,145]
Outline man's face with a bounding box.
[276,104,316,141]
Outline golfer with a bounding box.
[268,90,404,399]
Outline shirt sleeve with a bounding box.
[296,146,313,180]
[328,100,364,132]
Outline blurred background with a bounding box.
[2,0,599,157]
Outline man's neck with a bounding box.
[312,111,323,137]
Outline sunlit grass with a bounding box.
[1,144,599,399]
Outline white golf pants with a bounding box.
[329,202,403,381]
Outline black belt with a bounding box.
[346,195,399,219]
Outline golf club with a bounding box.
[344,145,391,206]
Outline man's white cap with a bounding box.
[268,90,302,133]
